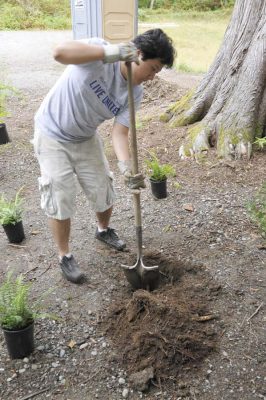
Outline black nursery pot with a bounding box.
[0,123,10,145]
[3,322,34,359]
[150,178,167,199]
[3,220,25,243]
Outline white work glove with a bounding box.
[118,160,146,190]
[103,42,139,64]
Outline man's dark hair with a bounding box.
[133,28,176,68]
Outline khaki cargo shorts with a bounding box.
[33,128,115,220]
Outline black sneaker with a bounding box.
[59,255,85,284]
[95,228,126,251]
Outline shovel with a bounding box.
[121,62,160,291]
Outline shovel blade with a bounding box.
[122,258,160,291]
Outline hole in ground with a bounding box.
[100,253,222,392]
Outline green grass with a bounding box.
[139,9,231,73]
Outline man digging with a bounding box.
[33,28,176,284]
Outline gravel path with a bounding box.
[0,30,265,400]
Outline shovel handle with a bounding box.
[126,62,139,176]
[126,62,143,256]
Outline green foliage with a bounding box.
[0,187,24,226]
[145,152,176,181]
[0,0,71,30]
[135,118,143,130]
[139,0,235,10]
[247,182,266,237]
[177,62,194,73]
[138,8,149,21]
[0,83,20,122]
[0,271,53,330]
[138,0,150,7]
[0,0,235,29]
[0,272,33,330]
[0,84,11,122]
[253,137,266,150]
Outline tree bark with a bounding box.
[162,0,266,160]
[150,0,155,10]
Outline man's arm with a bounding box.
[111,122,130,161]
[53,41,139,66]
[53,41,104,65]
[112,123,145,190]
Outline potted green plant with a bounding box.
[145,152,176,199]
[0,271,52,359]
[0,188,25,243]
[0,123,10,145]
[0,83,12,145]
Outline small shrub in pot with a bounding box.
[0,187,25,243]
[0,271,52,359]
[145,152,175,199]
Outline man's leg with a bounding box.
[75,134,126,251]
[96,206,113,230]
[34,131,84,283]
[95,206,126,251]
[48,218,70,257]
[48,217,84,283]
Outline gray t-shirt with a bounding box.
[35,38,143,142]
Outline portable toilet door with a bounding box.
[71,0,102,39]
[102,0,138,43]
[71,0,138,42]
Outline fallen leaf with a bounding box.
[183,203,194,212]
[68,339,76,349]
[163,225,172,232]
[30,230,41,235]
[192,315,217,322]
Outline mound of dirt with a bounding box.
[142,75,181,104]
[101,253,221,392]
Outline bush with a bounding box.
[139,0,235,11]
[0,0,71,30]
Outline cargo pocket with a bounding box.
[38,176,57,216]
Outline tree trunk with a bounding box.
[161,0,266,160]
[150,0,155,10]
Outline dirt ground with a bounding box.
[0,31,265,400]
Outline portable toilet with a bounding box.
[71,0,138,43]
